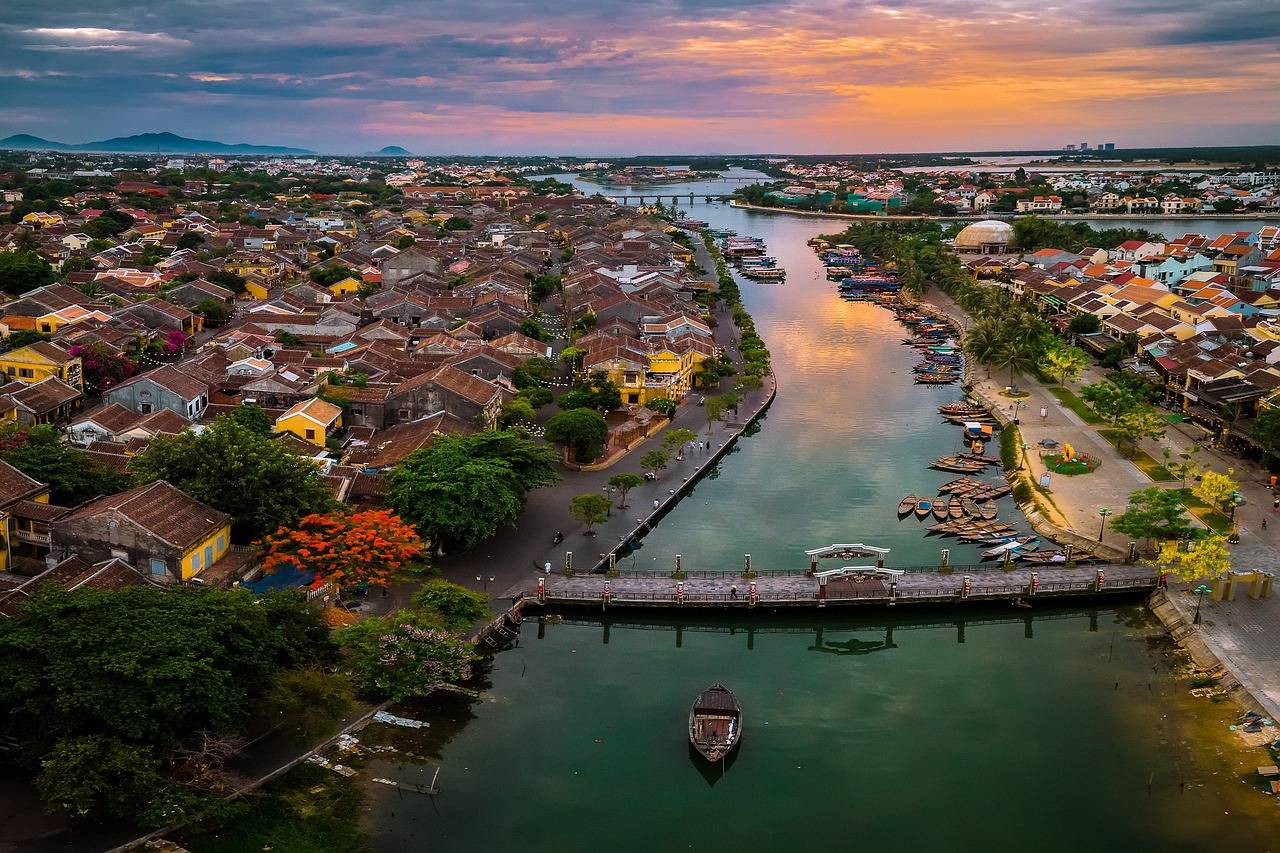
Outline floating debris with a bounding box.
[374,710,429,729]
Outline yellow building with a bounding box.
[0,459,51,572]
[586,338,715,406]
[328,275,364,297]
[0,341,83,390]
[275,397,344,446]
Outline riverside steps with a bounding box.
[525,563,1160,610]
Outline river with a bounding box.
[357,175,1279,851]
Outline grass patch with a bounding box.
[1097,429,1176,481]
[1178,490,1235,533]
[1044,453,1098,475]
[182,763,367,853]
[1048,386,1104,424]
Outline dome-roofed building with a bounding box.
[953,220,1013,255]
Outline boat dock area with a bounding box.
[526,564,1159,609]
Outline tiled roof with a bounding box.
[60,481,227,549]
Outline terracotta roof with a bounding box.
[110,364,209,401]
[74,402,142,433]
[60,481,228,550]
[0,459,46,506]
[277,396,343,426]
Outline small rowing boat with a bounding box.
[689,683,742,763]
[898,493,918,517]
[948,495,964,520]
[915,498,932,519]
[979,502,998,520]
[932,498,949,521]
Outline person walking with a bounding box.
[1039,406,1047,422]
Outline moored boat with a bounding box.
[898,493,918,516]
[915,498,932,519]
[932,498,949,521]
[689,684,742,763]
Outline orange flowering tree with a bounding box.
[261,509,425,590]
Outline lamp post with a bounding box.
[1192,583,1212,625]
[476,574,495,595]
[1097,506,1112,542]
[1011,399,1023,425]
[1228,490,1242,520]
[1019,441,1030,471]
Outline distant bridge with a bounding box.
[603,193,738,205]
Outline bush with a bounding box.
[411,580,492,630]
[1012,481,1033,503]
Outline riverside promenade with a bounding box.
[527,563,1157,609]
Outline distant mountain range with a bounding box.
[368,145,413,156]
[0,131,314,155]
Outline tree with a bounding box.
[994,339,1037,390]
[664,427,698,453]
[511,356,553,389]
[1109,487,1197,544]
[608,472,644,508]
[0,586,332,825]
[641,448,669,477]
[387,431,557,551]
[963,319,1002,376]
[0,250,55,294]
[1081,379,1140,425]
[226,403,273,435]
[569,493,611,535]
[1254,406,1280,466]
[194,298,228,326]
[263,669,355,746]
[558,346,584,370]
[261,509,425,591]
[3,329,51,351]
[128,417,334,542]
[545,408,609,463]
[558,371,621,413]
[411,579,491,630]
[442,216,472,231]
[1194,468,1239,512]
[2,425,130,504]
[1068,313,1102,335]
[177,232,205,250]
[1162,444,1202,488]
[337,612,477,703]
[1112,407,1166,457]
[308,265,361,286]
[705,392,740,435]
[499,397,536,427]
[1040,346,1090,386]
[1154,535,1232,583]
[206,270,247,293]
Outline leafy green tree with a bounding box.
[411,579,492,630]
[558,346,584,369]
[2,426,130,505]
[994,339,1037,390]
[1194,468,1239,512]
[308,265,361,286]
[443,216,472,231]
[226,403,273,435]
[569,493,611,535]
[1068,313,1102,335]
[337,612,476,702]
[194,298,228,326]
[664,428,698,451]
[0,250,55,295]
[641,449,669,477]
[512,357,553,390]
[1251,406,1280,465]
[1112,407,1167,456]
[177,232,205,250]
[499,397,536,427]
[963,319,1002,376]
[608,472,644,508]
[263,669,355,747]
[558,371,621,412]
[0,586,331,825]
[545,408,609,463]
[1040,346,1090,386]
[705,392,740,435]
[128,418,333,542]
[387,431,557,551]
[3,329,51,351]
[1081,379,1141,425]
[1110,487,1198,544]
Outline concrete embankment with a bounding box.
[728,200,1278,224]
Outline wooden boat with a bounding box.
[962,497,981,518]
[931,458,986,474]
[898,494,918,516]
[979,502,998,521]
[1020,551,1070,566]
[981,537,1038,558]
[915,498,932,519]
[932,498,949,521]
[948,496,964,519]
[689,683,742,763]
[939,402,987,417]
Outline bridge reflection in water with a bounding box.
[536,606,1106,649]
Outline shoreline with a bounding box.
[728,199,1280,224]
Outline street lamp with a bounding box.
[1011,399,1023,424]
[1228,490,1242,520]
[1192,583,1212,625]
[1019,441,1030,471]
[475,574,495,595]
[1097,506,1112,542]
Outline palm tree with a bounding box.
[994,340,1038,392]
[963,320,1002,377]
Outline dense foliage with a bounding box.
[1,424,130,504]
[387,430,558,550]
[261,509,425,589]
[128,417,334,542]
[337,612,477,702]
[0,587,333,826]
[545,407,610,462]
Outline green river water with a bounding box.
[360,184,1279,851]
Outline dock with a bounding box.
[526,563,1158,610]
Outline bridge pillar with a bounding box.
[1088,610,1099,632]
[1094,568,1105,592]
[676,623,683,649]
[1127,541,1138,563]
[808,556,818,576]
[674,554,683,577]
[602,621,610,645]
[1024,614,1034,639]
[960,574,972,599]
[608,552,617,574]
[537,617,546,640]
[564,551,573,576]
[888,580,897,605]
[1028,571,1039,596]
[957,620,966,644]
[1063,543,1074,564]
[747,625,755,650]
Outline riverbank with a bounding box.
[729,199,1279,223]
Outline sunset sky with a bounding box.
[1,0,1277,154]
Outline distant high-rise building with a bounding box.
[1080,142,1090,150]
[1065,144,1076,151]
[1102,143,1115,151]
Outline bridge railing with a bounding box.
[589,563,1114,579]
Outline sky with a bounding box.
[0,0,1278,155]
